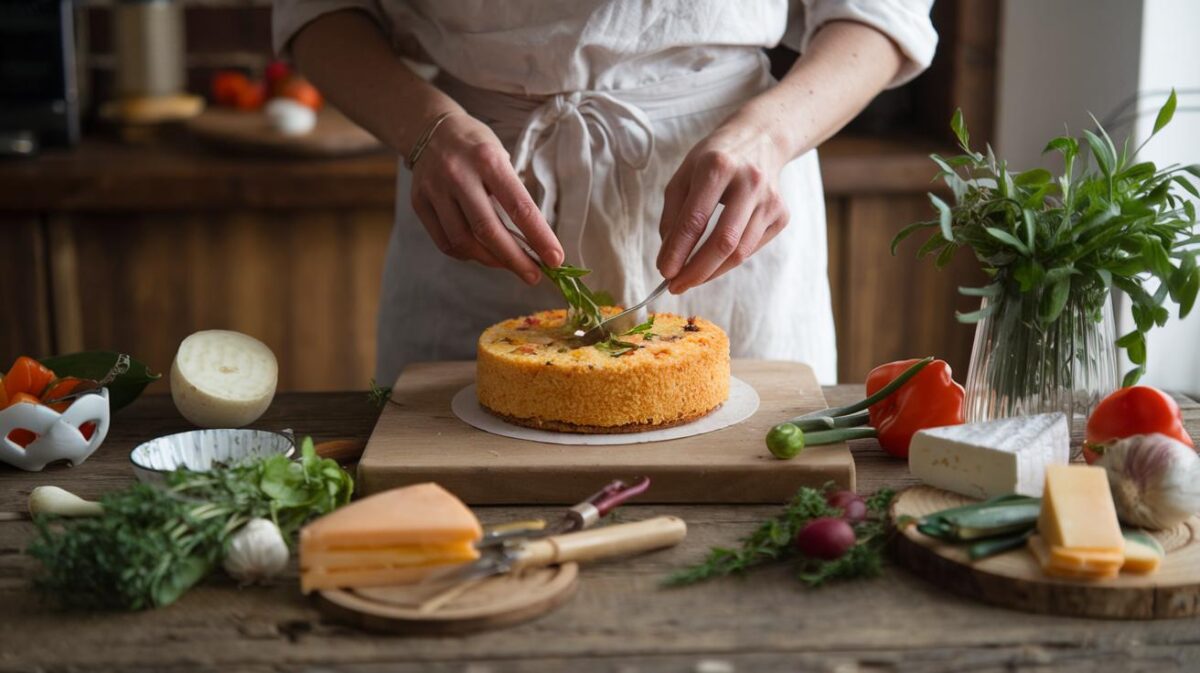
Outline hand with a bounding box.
[656,117,790,293]
[410,112,564,284]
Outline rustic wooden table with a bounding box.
[3,387,1199,673]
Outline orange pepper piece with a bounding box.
[5,356,56,399]
[41,377,83,412]
[4,392,43,447]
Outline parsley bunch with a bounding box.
[894,91,1199,385]
[27,438,352,611]
[664,486,894,587]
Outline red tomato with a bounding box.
[211,71,251,107]
[5,356,56,399]
[1084,385,1194,463]
[234,80,267,111]
[279,77,323,110]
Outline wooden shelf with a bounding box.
[0,134,947,213]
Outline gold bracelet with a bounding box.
[405,111,454,169]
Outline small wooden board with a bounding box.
[357,360,854,504]
[316,563,579,634]
[891,486,1200,619]
[186,107,381,157]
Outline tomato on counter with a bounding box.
[1083,385,1194,463]
[211,71,252,107]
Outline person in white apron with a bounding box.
[273,1,937,385]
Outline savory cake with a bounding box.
[476,309,730,433]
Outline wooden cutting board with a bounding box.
[892,486,1200,619]
[316,564,579,634]
[186,107,381,157]
[357,360,854,504]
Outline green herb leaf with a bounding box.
[1153,89,1177,136]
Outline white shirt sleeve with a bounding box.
[783,0,938,88]
[272,0,390,57]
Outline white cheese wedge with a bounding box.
[170,330,278,428]
[908,413,1069,499]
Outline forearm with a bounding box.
[736,20,904,161]
[289,9,459,154]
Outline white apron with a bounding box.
[375,48,838,384]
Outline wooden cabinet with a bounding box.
[1,138,986,389]
[0,0,998,389]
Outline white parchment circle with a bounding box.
[450,377,760,445]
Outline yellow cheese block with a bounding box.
[1028,535,1119,581]
[1038,465,1124,553]
[300,483,482,593]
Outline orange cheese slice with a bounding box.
[1028,535,1119,581]
[1038,465,1124,554]
[300,483,482,593]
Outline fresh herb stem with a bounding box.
[664,486,895,588]
[790,357,933,424]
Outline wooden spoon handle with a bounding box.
[312,438,366,464]
[513,515,687,569]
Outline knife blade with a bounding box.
[477,477,651,548]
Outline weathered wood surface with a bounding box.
[1,388,1198,673]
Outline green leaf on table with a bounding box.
[39,351,161,413]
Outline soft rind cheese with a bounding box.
[170,330,278,428]
[300,483,482,593]
[908,413,1069,499]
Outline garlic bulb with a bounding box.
[1097,433,1200,530]
[223,518,289,585]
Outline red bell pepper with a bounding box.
[765,357,965,460]
[1083,385,1194,463]
[866,358,966,458]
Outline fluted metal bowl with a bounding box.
[130,428,294,483]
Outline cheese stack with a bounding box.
[1028,465,1125,580]
[300,483,482,593]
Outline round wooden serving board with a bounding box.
[186,107,381,158]
[315,563,579,634]
[891,486,1200,619]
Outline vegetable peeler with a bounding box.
[477,477,651,548]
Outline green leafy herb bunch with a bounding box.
[894,91,1199,385]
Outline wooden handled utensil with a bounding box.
[426,515,687,585]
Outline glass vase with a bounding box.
[963,289,1119,425]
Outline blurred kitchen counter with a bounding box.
[0,134,942,211]
[0,134,981,390]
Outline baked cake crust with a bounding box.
[476,310,730,433]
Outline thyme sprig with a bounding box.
[894,91,1199,386]
[664,486,895,587]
